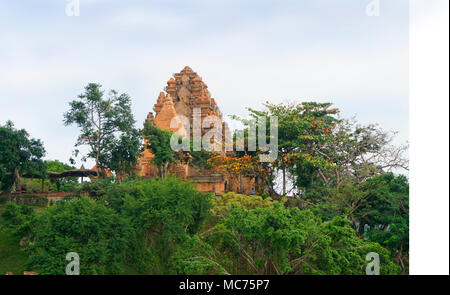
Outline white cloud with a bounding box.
[0,0,409,165]
[110,9,190,31]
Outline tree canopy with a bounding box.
[0,121,46,196]
[63,83,142,179]
[143,121,176,178]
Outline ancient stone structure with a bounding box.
[136,66,254,195]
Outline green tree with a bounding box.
[233,102,408,196]
[210,192,275,218]
[45,160,75,175]
[305,173,409,273]
[142,121,176,178]
[232,102,339,195]
[63,83,141,178]
[202,204,399,275]
[362,173,409,273]
[0,121,46,198]
[101,177,213,273]
[103,129,142,183]
[26,198,134,274]
[1,202,36,238]
[264,102,338,195]
[301,118,409,190]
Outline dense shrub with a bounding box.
[201,204,400,275]
[101,177,213,273]
[304,173,409,273]
[1,202,35,238]
[211,192,275,218]
[2,176,402,275]
[75,178,113,199]
[26,198,134,274]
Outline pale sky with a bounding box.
[0,0,409,167]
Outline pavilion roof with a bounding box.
[47,169,99,179]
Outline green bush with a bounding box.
[59,182,81,192]
[26,197,135,275]
[1,202,36,238]
[211,192,275,218]
[101,177,213,273]
[1,176,402,275]
[202,204,400,275]
[19,177,213,274]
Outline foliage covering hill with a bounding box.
[0,199,28,274]
[0,177,404,275]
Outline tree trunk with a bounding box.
[239,174,243,194]
[14,168,21,194]
[164,162,170,178]
[6,189,12,202]
[95,159,99,177]
[6,167,20,202]
[282,166,286,196]
[101,167,107,179]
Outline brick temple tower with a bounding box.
[135,66,254,195]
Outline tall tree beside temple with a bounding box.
[63,83,141,178]
[227,102,339,196]
[103,128,142,183]
[142,121,177,178]
[0,121,46,198]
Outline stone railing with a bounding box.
[11,192,73,206]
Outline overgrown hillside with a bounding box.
[0,177,406,275]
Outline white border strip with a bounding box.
[410,0,449,275]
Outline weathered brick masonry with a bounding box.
[135,66,254,195]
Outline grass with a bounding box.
[0,203,29,275]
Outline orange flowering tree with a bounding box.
[207,153,274,194]
[205,102,342,196]
[241,102,340,195]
